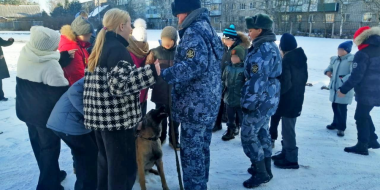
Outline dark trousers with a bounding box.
[215,100,239,127]
[226,105,243,129]
[270,113,281,140]
[332,103,348,131]
[281,117,298,162]
[355,103,378,144]
[0,79,4,99]
[26,123,62,190]
[95,129,137,190]
[141,101,147,118]
[156,103,180,144]
[54,131,98,190]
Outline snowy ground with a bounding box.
[1,30,380,190]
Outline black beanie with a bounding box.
[280,33,298,52]
[172,0,201,17]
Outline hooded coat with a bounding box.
[0,37,13,79]
[58,25,91,86]
[276,48,308,118]
[340,27,380,106]
[161,8,224,124]
[221,32,250,73]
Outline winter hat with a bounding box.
[245,13,273,30]
[28,26,60,51]
[354,26,371,51]
[71,16,94,36]
[171,0,201,17]
[223,24,238,40]
[280,33,298,52]
[132,18,148,42]
[231,45,246,62]
[338,41,353,53]
[161,26,178,42]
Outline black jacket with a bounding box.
[147,45,176,105]
[276,48,308,118]
[0,37,13,79]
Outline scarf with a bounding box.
[358,44,369,51]
[127,37,149,58]
[251,30,277,50]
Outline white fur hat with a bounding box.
[132,18,147,42]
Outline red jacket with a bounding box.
[129,52,148,103]
[58,27,90,86]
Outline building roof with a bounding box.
[0,5,41,18]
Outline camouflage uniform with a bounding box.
[241,33,282,163]
[161,8,223,190]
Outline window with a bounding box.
[297,15,302,22]
[308,15,314,23]
[225,4,228,10]
[282,15,289,22]
[324,0,335,3]
[214,17,220,23]
[239,16,245,22]
[344,13,350,22]
[240,3,246,10]
[363,12,373,22]
[231,3,235,10]
[230,16,234,22]
[250,2,255,9]
[325,14,335,23]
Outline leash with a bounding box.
[168,84,184,190]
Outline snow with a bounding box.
[88,5,109,18]
[1,30,380,190]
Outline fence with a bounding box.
[0,21,43,31]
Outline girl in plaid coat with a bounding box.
[83,9,161,190]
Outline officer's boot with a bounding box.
[222,124,236,141]
[344,141,369,155]
[243,160,270,188]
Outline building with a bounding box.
[0,5,42,30]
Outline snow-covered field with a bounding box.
[1,30,380,190]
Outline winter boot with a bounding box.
[274,158,299,169]
[272,151,285,161]
[212,124,222,132]
[222,127,235,141]
[337,130,345,137]
[264,158,273,180]
[234,126,240,136]
[0,97,8,101]
[369,139,380,149]
[326,124,336,130]
[59,170,67,182]
[243,160,270,188]
[344,142,369,155]
[247,164,255,175]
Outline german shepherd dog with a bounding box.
[136,106,170,190]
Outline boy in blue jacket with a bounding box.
[47,78,97,190]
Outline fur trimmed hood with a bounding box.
[60,25,76,41]
[354,27,380,46]
[237,32,250,49]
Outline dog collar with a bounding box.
[136,134,159,141]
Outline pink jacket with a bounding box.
[129,52,148,103]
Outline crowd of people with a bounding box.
[0,0,380,189]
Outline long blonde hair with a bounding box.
[88,8,131,72]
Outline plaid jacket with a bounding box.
[84,32,157,130]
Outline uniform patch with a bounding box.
[353,62,358,69]
[186,49,195,59]
[252,64,259,73]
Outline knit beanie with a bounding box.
[171,0,201,17]
[28,26,60,51]
[245,13,273,30]
[231,45,245,62]
[280,33,298,52]
[132,18,147,42]
[338,41,353,53]
[161,26,178,42]
[71,16,94,36]
[223,24,238,40]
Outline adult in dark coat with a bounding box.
[0,37,14,101]
[339,26,380,155]
[269,33,308,169]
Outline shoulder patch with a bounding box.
[186,48,195,59]
[353,62,358,69]
[252,64,259,74]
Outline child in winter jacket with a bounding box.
[145,26,180,150]
[127,18,150,117]
[83,9,160,190]
[221,45,245,141]
[325,41,354,137]
[47,78,97,190]
[59,16,94,86]
[16,26,69,190]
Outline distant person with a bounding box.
[146,26,181,150]
[324,41,354,137]
[339,26,380,155]
[0,37,14,101]
[47,78,97,190]
[16,26,69,190]
[269,33,308,170]
[84,8,160,189]
[127,18,150,117]
[59,16,94,86]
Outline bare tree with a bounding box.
[48,0,65,12]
